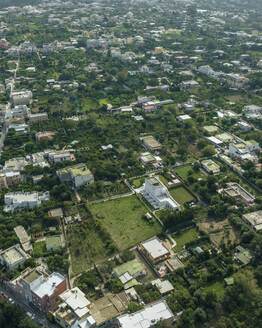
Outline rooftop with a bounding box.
[141,237,170,260]
[58,163,91,177]
[32,272,65,298]
[117,300,174,328]
[23,270,42,285]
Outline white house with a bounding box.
[4,191,50,212]
[141,177,180,211]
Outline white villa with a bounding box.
[141,177,180,211]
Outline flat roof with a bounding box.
[203,125,219,133]
[23,270,42,284]
[58,163,91,176]
[32,272,64,298]
[1,246,26,265]
[117,300,173,328]
[141,136,162,149]
[243,211,262,231]
[141,237,170,259]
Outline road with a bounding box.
[0,280,59,328]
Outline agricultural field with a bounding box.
[67,220,113,275]
[89,195,162,250]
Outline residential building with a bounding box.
[52,287,96,328]
[151,279,174,295]
[11,90,32,106]
[224,183,255,205]
[35,131,56,142]
[140,136,162,152]
[113,259,147,285]
[0,244,30,269]
[180,80,200,90]
[9,267,66,312]
[28,112,48,123]
[117,300,174,328]
[201,159,220,174]
[0,171,22,189]
[242,211,262,232]
[141,177,180,211]
[57,163,94,189]
[14,225,32,253]
[225,73,249,89]
[48,151,75,163]
[4,157,28,172]
[234,246,252,266]
[4,191,50,212]
[139,237,170,265]
[244,104,262,114]
[9,123,28,135]
[238,121,253,132]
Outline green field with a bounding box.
[90,195,162,250]
[174,165,205,181]
[169,186,195,205]
[68,222,111,275]
[174,227,200,252]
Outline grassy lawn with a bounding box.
[169,186,195,205]
[174,227,200,252]
[204,281,225,298]
[90,195,162,250]
[174,165,204,181]
[68,222,111,276]
[131,177,145,188]
[33,241,46,257]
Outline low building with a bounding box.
[238,121,253,132]
[48,208,63,218]
[141,177,180,211]
[113,258,147,285]
[139,237,170,265]
[117,300,174,328]
[57,163,94,189]
[48,151,75,163]
[11,90,32,106]
[201,159,220,174]
[0,171,22,189]
[244,104,262,114]
[9,123,28,134]
[140,136,162,152]
[46,235,62,251]
[14,225,32,253]
[151,279,174,295]
[224,183,255,205]
[234,246,252,266]
[177,114,191,121]
[0,244,30,269]
[9,267,66,312]
[4,157,29,172]
[52,287,96,328]
[180,80,200,90]
[29,112,48,123]
[4,191,50,212]
[242,211,262,232]
[35,131,56,142]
